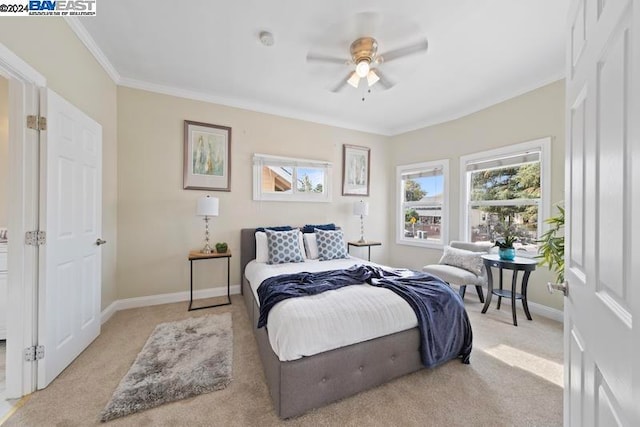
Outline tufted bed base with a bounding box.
[240,228,425,418]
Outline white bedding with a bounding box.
[244,258,418,361]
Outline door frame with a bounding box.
[0,42,46,398]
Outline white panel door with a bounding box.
[37,89,102,388]
[564,0,639,425]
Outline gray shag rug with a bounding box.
[100,313,232,422]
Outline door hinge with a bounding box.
[26,115,47,131]
[25,230,46,246]
[24,345,45,362]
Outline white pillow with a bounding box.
[255,230,306,263]
[255,232,269,263]
[303,233,319,260]
[439,246,485,276]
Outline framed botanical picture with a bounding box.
[183,120,232,191]
[342,144,370,196]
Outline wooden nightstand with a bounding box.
[188,250,231,311]
[347,241,382,261]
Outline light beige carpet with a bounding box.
[4,295,563,426]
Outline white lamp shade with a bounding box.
[366,69,380,87]
[353,200,369,216]
[196,195,219,216]
[347,72,360,88]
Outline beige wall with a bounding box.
[0,19,565,312]
[388,80,565,311]
[0,77,7,227]
[116,87,389,299]
[0,19,118,309]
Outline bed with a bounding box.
[240,228,470,418]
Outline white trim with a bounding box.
[527,301,564,323]
[389,74,565,136]
[396,159,449,248]
[119,77,392,136]
[253,154,332,203]
[63,17,121,83]
[100,285,241,324]
[100,300,119,325]
[459,137,552,242]
[0,43,46,87]
[0,44,45,399]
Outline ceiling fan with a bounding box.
[307,36,428,93]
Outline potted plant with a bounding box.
[493,220,518,260]
[537,203,565,284]
[215,242,228,254]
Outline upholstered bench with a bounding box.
[422,241,492,302]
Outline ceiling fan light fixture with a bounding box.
[355,60,370,78]
[366,69,380,86]
[347,72,360,88]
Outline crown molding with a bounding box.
[64,16,121,84]
[118,77,392,136]
[388,73,566,136]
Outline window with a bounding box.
[460,138,551,256]
[397,160,449,248]
[253,154,332,202]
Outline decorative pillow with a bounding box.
[439,246,485,276]
[256,230,305,262]
[303,233,319,260]
[265,229,305,264]
[315,228,348,261]
[302,223,336,234]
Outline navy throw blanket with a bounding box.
[257,265,472,368]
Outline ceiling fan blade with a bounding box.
[378,39,429,63]
[331,72,356,93]
[307,53,350,65]
[372,68,394,90]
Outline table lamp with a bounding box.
[196,195,219,253]
[353,200,369,243]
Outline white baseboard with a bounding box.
[100,300,119,325]
[100,285,241,325]
[527,301,563,323]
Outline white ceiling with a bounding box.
[77,0,569,136]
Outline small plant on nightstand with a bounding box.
[215,242,228,253]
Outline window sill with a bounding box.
[396,238,444,250]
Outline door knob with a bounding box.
[96,238,107,246]
[547,281,568,296]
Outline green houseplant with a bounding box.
[215,242,228,254]
[493,221,518,260]
[537,203,565,283]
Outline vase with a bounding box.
[499,247,516,260]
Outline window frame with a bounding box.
[396,159,449,249]
[253,153,332,202]
[459,137,551,254]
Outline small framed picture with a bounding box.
[183,120,231,191]
[342,144,370,196]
